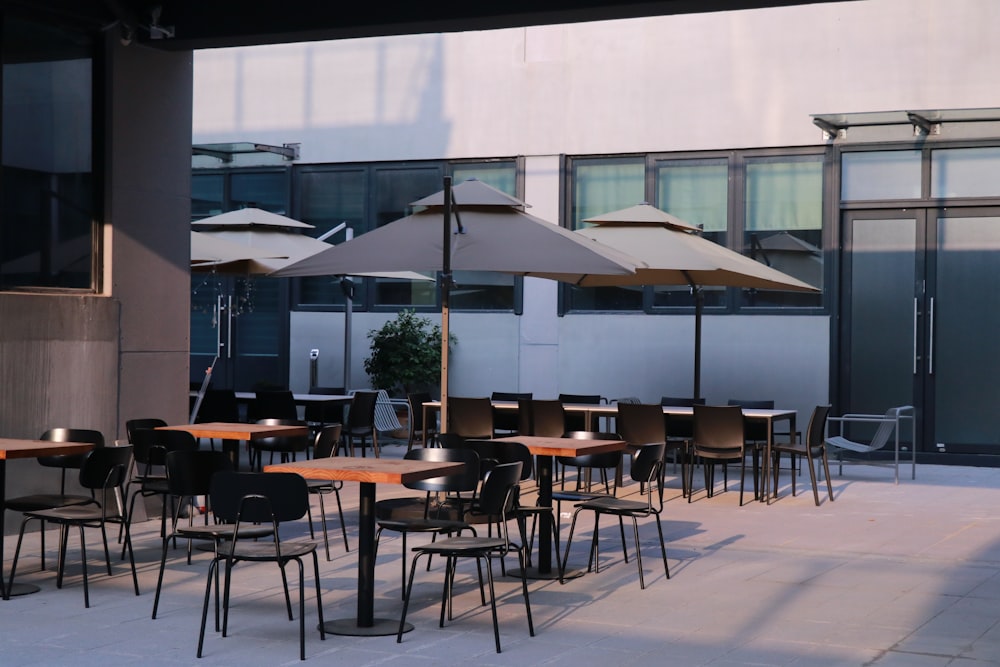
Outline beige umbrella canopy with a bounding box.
[566,203,819,399]
[191,230,286,270]
[272,178,641,425]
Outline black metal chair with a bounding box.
[771,405,834,506]
[248,389,299,423]
[519,398,566,437]
[121,428,199,555]
[304,424,349,560]
[559,443,668,589]
[151,450,271,620]
[553,431,624,520]
[194,389,240,451]
[197,471,325,660]
[617,402,688,497]
[249,418,310,471]
[397,461,534,654]
[303,386,347,435]
[690,404,748,505]
[446,396,495,440]
[491,391,531,435]
[374,447,481,595]
[406,391,437,451]
[345,390,380,457]
[558,393,604,432]
[5,428,106,570]
[8,445,139,608]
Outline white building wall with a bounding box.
[196,0,998,415]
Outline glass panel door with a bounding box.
[928,212,1000,452]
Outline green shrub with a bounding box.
[364,310,456,396]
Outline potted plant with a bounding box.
[364,309,456,397]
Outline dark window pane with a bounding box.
[1,18,94,290]
[192,173,225,219]
[297,168,366,306]
[231,172,288,213]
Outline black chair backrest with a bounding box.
[37,428,106,468]
[559,431,624,469]
[210,471,309,524]
[693,404,745,457]
[806,405,832,451]
[492,392,530,433]
[559,393,603,432]
[312,424,343,459]
[165,449,234,497]
[436,432,467,449]
[197,389,239,423]
[304,387,346,424]
[402,447,481,493]
[661,396,706,407]
[520,399,565,437]
[254,418,309,452]
[476,462,523,519]
[615,403,666,448]
[126,418,167,443]
[407,392,433,431]
[250,390,298,422]
[78,444,133,491]
[131,428,198,466]
[468,440,533,482]
[348,391,379,430]
[630,442,666,484]
[447,397,494,439]
[727,398,774,441]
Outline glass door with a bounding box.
[190,275,289,391]
[840,208,1000,454]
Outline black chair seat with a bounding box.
[5,493,92,512]
[413,535,507,554]
[218,540,318,561]
[376,517,469,534]
[174,523,273,542]
[24,503,102,523]
[574,496,649,513]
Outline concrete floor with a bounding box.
[3,443,1000,666]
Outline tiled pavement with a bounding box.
[4,443,1000,666]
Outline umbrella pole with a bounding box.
[693,285,703,401]
[341,276,354,391]
[440,177,452,431]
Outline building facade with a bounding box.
[189,0,1000,462]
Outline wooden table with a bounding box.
[264,456,464,636]
[158,422,309,471]
[493,435,628,579]
[1,438,96,600]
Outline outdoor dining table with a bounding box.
[263,456,464,636]
[157,421,309,471]
[492,435,628,579]
[0,437,96,600]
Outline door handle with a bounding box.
[226,295,233,359]
[928,297,935,375]
[216,294,223,357]
[912,298,918,374]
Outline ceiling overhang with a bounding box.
[2,1,862,50]
[812,108,1000,141]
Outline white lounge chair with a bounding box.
[825,405,915,483]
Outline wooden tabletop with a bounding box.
[0,438,96,460]
[492,435,627,457]
[264,456,465,484]
[158,422,309,440]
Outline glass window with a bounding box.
[449,160,519,310]
[296,168,366,306]
[932,147,1000,198]
[653,159,729,309]
[569,157,645,311]
[1,17,94,290]
[743,156,823,307]
[841,151,921,201]
[231,171,288,213]
[372,165,442,307]
[192,173,224,219]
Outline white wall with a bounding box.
[195,0,997,416]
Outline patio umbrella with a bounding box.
[191,209,428,389]
[272,178,641,427]
[565,203,819,400]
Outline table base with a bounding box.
[321,617,413,637]
[5,582,41,597]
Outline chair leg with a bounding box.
[821,450,835,501]
[631,517,645,590]
[516,547,535,638]
[333,488,349,551]
[79,525,90,608]
[806,453,821,506]
[655,515,670,581]
[198,558,220,657]
[152,535,170,619]
[311,551,326,642]
[316,492,331,560]
[397,552,424,644]
[484,556,501,653]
